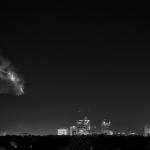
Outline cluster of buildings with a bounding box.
[57,116,113,136]
[2,117,150,136]
[57,116,150,137]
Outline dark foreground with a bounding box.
[1,135,150,150]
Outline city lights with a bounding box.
[57,116,149,136]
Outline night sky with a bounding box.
[0,2,150,135]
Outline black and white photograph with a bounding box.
[0,1,150,150]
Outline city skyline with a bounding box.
[0,2,150,135]
[57,116,141,136]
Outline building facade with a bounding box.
[101,119,113,135]
[76,116,91,135]
[144,125,150,136]
[70,126,77,135]
[57,128,69,135]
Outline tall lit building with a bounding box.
[76,116,91,135]
[144,125,150,136]
[70,126,77,135]
[101,119,113,135]
[57,128,69,135]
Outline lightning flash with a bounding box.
[0,53,24,96]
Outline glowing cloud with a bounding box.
[0,50,24,96]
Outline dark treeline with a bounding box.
[0,135,150,150]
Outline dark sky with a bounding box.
[0,2,150,135]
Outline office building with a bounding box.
[76,116,91,135]
[57,128,69,135]
[70,126,77,135]
[101,119,113,135]
[144,125,150,136]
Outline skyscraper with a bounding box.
[70,126,77,135]
[101,119,113,135]
[144,125,150,136]
[76,116,91,135]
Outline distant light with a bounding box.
[10,141,18,148]
[2,132,7,136]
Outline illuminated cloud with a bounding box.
[0,49,24,96]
